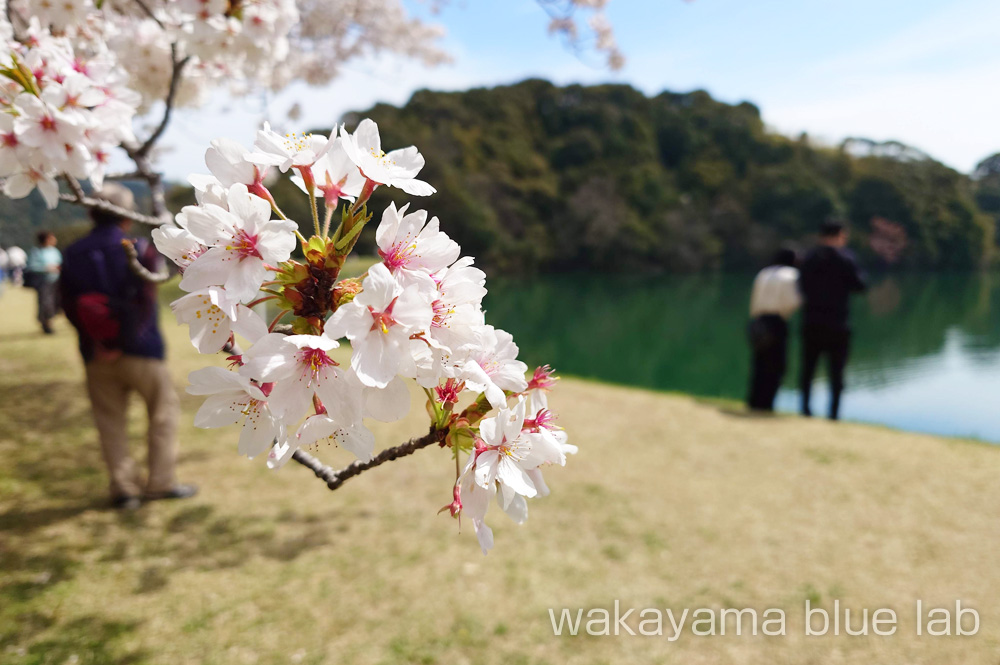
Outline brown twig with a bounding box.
[121,238,171,283]
[60,175,166,226]
[136,44,191,159]
[291,426,448,491]
[132,0,166,29]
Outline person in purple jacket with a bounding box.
[60,183,197,510]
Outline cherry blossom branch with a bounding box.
[290,426,448,491]
[59,175,166,226]
[121,238,171,283]
[135,44,191,159]
[261,322,451,490]
[131,0,166,30]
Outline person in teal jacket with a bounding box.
[25,230,62,334]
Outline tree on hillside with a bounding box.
[329,80,995,273]
[973,152,1000,246]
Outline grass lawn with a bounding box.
[2,281,1000,664]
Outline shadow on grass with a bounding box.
[0,374,345,602]
[0,306,357,659]
[0,500,107,533]
[0,613,147,665]
[0,380,91,432]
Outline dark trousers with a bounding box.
[35,280,59,329]
[801,324,851,420]
[747,315,788,411]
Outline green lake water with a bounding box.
[484,272,1000,443]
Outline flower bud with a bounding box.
[437,484,462,519]
[332,278,363,309]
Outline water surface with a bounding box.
[484,273,1000,443]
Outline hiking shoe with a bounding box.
[111,495,142,511]
[145,484,198,501]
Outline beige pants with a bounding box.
[85,356,180,498]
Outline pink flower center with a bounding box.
[527,364,558,391]
[431,299,453,329]
[378,240,417,272]
[368,297,398,334]
[524,409,557,432]
[318,172,348,201]
[434,378,463,404]
[297,347,338,379]
[480,434,525,462]
[40,115,57,132]
[2,132,18,148]
[478,357,500,377]
[226,229,262,260]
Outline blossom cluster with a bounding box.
[541,0,624,70]
[4,0,447,115]
[0,21,139,207]
[154,119,574,553]
[0,0,621,216]
[7,0,300,111]
[109,0,300,109]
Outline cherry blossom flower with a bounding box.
[239,333,362,426]
[294,414,375,461]
[40,73,105,119]
[0,114,25,177]
[189,138,270,193]
[151,220,209,272]
[325,262,434,388]
[171,286,268,353]
[179,183,298,303]
[290,136,364,201]
[376,202,459,279]
[458,325,529,408]
[458,400,543,553]
[340,119,435,196]
[249,123,326,173]
[187,366,283,459]
[428,256,487,352]
[13,94,83,164]
[269,404,380,474]
[471,400,545,500]
[3,165,59,208]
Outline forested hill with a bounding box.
[343,79,995,273]
[3,79,995,273]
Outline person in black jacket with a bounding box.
[798,220,866,420]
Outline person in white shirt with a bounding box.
[6,245,26,285]
[747,248,802,411]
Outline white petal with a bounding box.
[501,492,529,524]
[232,305,268,343]
[194,393,245,428]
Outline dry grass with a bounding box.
[2,283,999,664]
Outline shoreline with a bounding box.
[553,370,1000,449]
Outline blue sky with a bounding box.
[150,0,1000,179]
